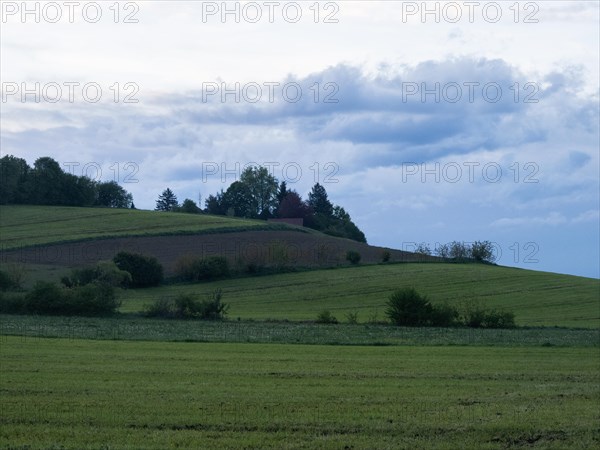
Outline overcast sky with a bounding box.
[1,1,599,278]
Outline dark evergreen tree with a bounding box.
[307,183,334,217]
[155,188,178,211]
[204,190,226,215]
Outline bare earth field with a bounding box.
[0,230,432,275]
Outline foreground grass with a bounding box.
[0,205,273,249]
[1,314,598,347]
[120,263,600,328]
[1,336,598,449]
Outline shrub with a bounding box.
[196,256,229,280]
[25,281,66,314]
[461,301,516,328]
[23,281,120,316]
[198,289,228,320]
[461,301,487,328]
[175,255,229,282]
[346,250,361,265]
[0,291,26,314]
[345,311,359,324]
[62,261,132,288]
[482,310,516,328]
[113,252,163,287]
[145,289,228,320]
[0,264,26,290]
[429,302,460,327]
[0,270,15,291]
[316,310,338,324]
[381,250,391,263]
[386,287,433,326]
[144,297,174,318]
[69,283,121,316]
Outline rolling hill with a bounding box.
[1,205,598,328]
[0,205,427,272]
[119,262,600,328]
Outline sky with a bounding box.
[1,1,599,278]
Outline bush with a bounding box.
[62,261,132,288]
[345,311,359,324]
[0,270,15,291]
[386,287,433,326]
[316,310,338,324]
[175,255,229,282]
[386,288,461,327]
[0,264,27,290]
[482,310,516,328]
[145,289,228,320]
[0,291,26,314]
[346,250,361,265]
[144,297,174,318]
[113,252,163,287]
[461,300,516,328]
[22,281,120,316]
[381,250,391,263]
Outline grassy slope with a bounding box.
[121,263,600,328]
[1,337,598,449]
[0,205,276,249]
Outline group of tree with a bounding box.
[385,287,515,328]
[156,166,366,243]
[414,240,496,263]
[0,155,134,208]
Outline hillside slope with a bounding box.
[0,205,429,271]
[0,205,278,249]
[120,263,600,328]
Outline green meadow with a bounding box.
[1,336,598,449]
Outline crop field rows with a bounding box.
[1,315,598,347]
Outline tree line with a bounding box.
[0,155,134,208]
[155,166,367,243]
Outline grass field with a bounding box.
[1,336,598,449]
[118,263,600,328]
[0,205,277,249]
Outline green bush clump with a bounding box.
[62,261,132,288]
[386,287,438,326]
[113,252,163,287]
[346,250,361,265]
[0,270,15,291]
[0,291,26,313]
[2,281,121,316]
[462,302,516,328]
[145,289,228,320]
[381,250,391,263]
[316,309,338,324]
[386,288,516,328]
[175,255,229,282]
